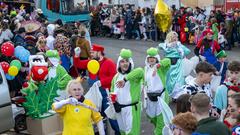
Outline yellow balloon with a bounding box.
[154,0,172,32]
[87,60,100,75]
[8,66,19,76]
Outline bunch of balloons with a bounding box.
[0,60,22,80]
[14,46,30,62]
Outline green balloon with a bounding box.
[10,60,22,70]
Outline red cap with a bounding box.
[207,22,212,27]
[92,44,104,52]
[203,29,214,36]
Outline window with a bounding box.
[62,0,89,15]
[47,0,60,13]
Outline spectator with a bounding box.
[180,62,216,99]
[172,112,198,135]
[13,27,26,47]
[213,50,228,84]
[176,94,191,114]
[229,93,240,134]
[0,19,14,44]
[225,12,234,50]
[190,93,231,135]
[214,61,240,111]
[75,30,91,77]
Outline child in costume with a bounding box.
[46,50,72,100]
[194,29,221,65]
[229,93,240,135]
[181,62,216,99]
[159,31,191,99]
[213,50,228,84]
[110,49,144,135]
[143,47,171,135]
[214,61,240,111]
[52,79,105,135]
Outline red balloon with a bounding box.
[0,61,10,73]
[1,42,15,57]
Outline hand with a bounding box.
[210,108,220,118]
[116,80,125,88]
[156,64,161,69]
[94,80,101,87]
[199,55,206,61]
[67,97,79,105]
[74,47,81,57]
[152,69,157,77]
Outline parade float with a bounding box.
[20,55,63,135]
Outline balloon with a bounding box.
[14,46,25,58]
[0,61,10,73]
[5,74,15,80]
[18,49,30,62]
[8,66,19,76]
[1,42,15,57]
[10,60,22,70]
[154,0,172,32]
[87,60,100,74]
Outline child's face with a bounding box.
[147,57,157,66]
[228,97,240,119]
[218,57,226,62]
[228,71,240,82]
[69,83,84,100]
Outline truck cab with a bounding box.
[41,0,91,23]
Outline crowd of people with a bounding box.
[0,1,240,135]
[91,3,240,51]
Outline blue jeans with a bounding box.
[88,78,120,135]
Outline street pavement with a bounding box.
[3,37,239,135]
[91,37,239,135]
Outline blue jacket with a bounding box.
[213,61,228,84]
[13,35,26,47]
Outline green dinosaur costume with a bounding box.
[111,49,144,135]
[144,47,171,135]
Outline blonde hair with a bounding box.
[66,77,84,94]
[36,36,46,48]
[165,31,178,43]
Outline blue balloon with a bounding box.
[14,46,25,58]
[5,74,15,80]
[18,49,30,62]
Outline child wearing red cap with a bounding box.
[194,29,221,64]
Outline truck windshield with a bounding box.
[62,0,89,15]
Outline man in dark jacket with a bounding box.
[13,27,26,47]
[190,93,230,135]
